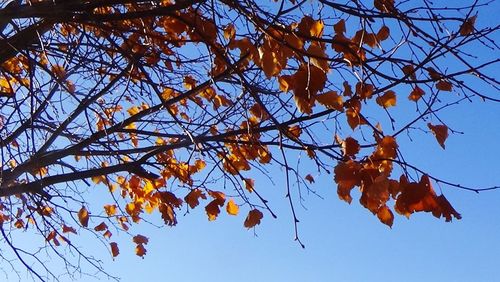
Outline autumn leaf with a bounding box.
[244,209,263,228]
[94,222,108,232]
[408,86,425,101]
[459,16,477,36]
[205,198,225,221]
[78,206,89,227]
[436,80,452,91]
[376,90,396,108]
[104,204,117,217]
[334,160,362,203]
[184,189,207,209]
[316,91,343,111]
[110,242,119,257]
[435,195,462,222]
[305,174,315,184]
[341,137,361,158]
[135,244,147,257]
[377,26,390,41]
[133,234,149,245]
[226,199,239,216]
[427,123,449,149]
[377,205,394,227]
[244,178,254,192]
[62,225,77,234]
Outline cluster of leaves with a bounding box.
[0,0,498,280]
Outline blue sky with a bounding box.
[91,98,500,282]
[2,2,499,282]
[81,2,500,282]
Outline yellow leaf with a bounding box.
[104,204,117,217]
[78,206,89,227]
[226,199,239,216]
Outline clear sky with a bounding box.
[2,1,499,282]
[93,97,500,282]
[68,2,500,282]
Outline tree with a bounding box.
[0,0,498,280]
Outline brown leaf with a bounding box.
[427,123,449,149]
[184,189,207,209]
[78,206,89,227]
[435,195,462,222]
[110,242,119,257]
[436,80,452,91]
[94,222,108,232]
[305,174,315,184]
[133,234,149,245]
[459,16,477,36]
[244,209,263,228]
[408,86,425,101]
[377,26,390,41]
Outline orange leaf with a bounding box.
[341,137,361,158]
[224,23,236,40]
[334,160,362,203]
[316,91,343,111]
[244,209,263,228]
[226,199,239,216]
[135,244,147,257]
[377,205,394,227]
[288,125,302,138]
[307,42,329,73]
[408,86,425,101]
[104,204,117,217]
[78,206,89,227]
[376,90,396,108]
[427,123,449,149]
[110,242,119,257]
